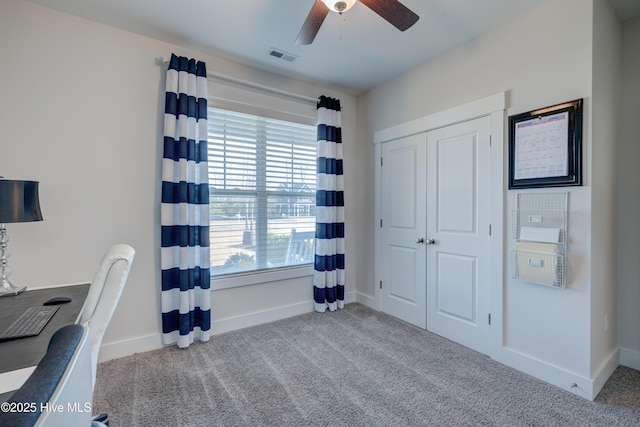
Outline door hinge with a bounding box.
[489,135,492,147]
[379,280,383,289]
[488,313,492,325]
[489,224,492,236]
[380,219,383,228]
[380,157,384,166]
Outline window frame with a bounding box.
[211,265,314,290]
[207,100,317,290]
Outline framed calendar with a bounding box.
[508,99,583,189]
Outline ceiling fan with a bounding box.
[296,0,419,45]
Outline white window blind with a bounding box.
[208,107,317,277]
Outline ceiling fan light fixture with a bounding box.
[321,0,357,14]
[297,0,419,45]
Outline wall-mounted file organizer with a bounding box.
[512,192,568,288]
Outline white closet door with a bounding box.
[426,116,492,355]
[380,133,427,328]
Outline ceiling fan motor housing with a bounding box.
[321,0,357,14]
[335,1,348,12]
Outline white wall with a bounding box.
[357,0,619,399]
[590,0,621,383]
[0,0,361,360]
[617,15,640,369]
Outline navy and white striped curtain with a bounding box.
[161,53,211,348]
[314,96,345,312]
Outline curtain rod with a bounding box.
[162,56,318,105]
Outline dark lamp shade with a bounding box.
[0,180,44,223]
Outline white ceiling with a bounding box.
[24,0,640,95]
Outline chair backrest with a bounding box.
[76,244,135,389]
[0,324,92,427]
[285,228,315,265]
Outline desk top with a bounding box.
[0,284,90,374]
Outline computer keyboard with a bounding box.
[0,305,60,341]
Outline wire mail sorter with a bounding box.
[512,192,568,288]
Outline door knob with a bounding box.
[426,238,436,245]
[416,237,425,244]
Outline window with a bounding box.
[208,107,317,278]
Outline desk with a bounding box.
[0,284,89,399]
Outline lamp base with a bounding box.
[1,222,27,297]
[0,279,26,297]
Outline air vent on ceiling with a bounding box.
[267,48,299,63]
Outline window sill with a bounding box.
[211,265,314,291]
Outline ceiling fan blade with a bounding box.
[360,0,419,31]
[296,1,330,45]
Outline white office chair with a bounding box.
[0,324,93,427]
[76,244,135,390]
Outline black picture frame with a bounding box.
[508,99,583,189]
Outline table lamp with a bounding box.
[0,179,43,297]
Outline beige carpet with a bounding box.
[93,303,640,426]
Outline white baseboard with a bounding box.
[502,347,619,401]
[502,348,592,399]
[620,347,640,371]
[98,333,163,363]
[355,291,376,309]
[345,290,357,304]
[212,300,314,334]
[592,347,620,399]
[99,293,358,363]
